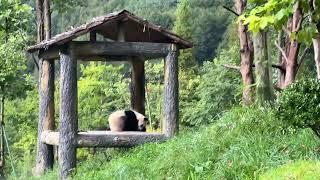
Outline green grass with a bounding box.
[10,107,320,179]
[260,160,320,180]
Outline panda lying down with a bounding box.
[108,110,148,132]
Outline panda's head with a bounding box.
[132,110,148,132]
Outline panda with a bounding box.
[108,110,148,132]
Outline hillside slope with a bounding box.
[29,107,320,180]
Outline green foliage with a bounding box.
[33,107,320,179]
[0,0,32,35]
[181,45,241,126]
[144,60,164,129]
[173,0,197,69]
[242,0,319,44]
[242,0,294,33]
[0,35,32,98]
[276,79,320,131]
[174,0,232,63]
[260,161,320,180]
[78,63,130,130]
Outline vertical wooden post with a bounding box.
[90,31,96,42]
[59,45,78,179]
[34,0,55,175]
[116,21,146,115]
[35,58,55,175]
[163,44,179,137]
[131,58,146,115]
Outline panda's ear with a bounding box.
[144,118,149,122]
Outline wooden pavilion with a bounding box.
[27,10,192,179]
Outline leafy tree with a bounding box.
[181,45,241,126]
[78,63,130,130]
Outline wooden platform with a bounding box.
[41,130,167,147]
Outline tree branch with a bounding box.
[282,26,291,36]
[296,47,310,73]
[294,16,303,32]
[31,53,40,70]
[222,64,240,71]
[271,64,285,71]
[252,64,284,71]
[274,40,289,63]
[222,6,240,16]
[223,64,284,71]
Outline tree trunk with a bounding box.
[309,1,320,79]
[235,0,254,105]
[284,2,302,87]
[44,0,51,41]
[253,31,274,105]
[0,93,4,177]
[164,44,179,137]
[130,58,146,115]
[276,31,286,89]
[36,0,44,43]
[34,0,55,176]
[59,46,78,179]
[313,36,320,79]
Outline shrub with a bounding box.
[276,79,320,136]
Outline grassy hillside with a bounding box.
[24,107,320,180]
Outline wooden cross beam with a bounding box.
[41,131,167,147]
[39,41,172,60]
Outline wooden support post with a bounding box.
[34,59,55,175]
[116,21,145,115]
[90,31,96,42]
[59,45,78,179]
[131,58,145,115]
[163,44,179,137]
[34,0,55,175]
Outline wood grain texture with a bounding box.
[59,45,78,179]
[35,59,55,175]
[163,44,179,138]
[39,41,171,60]
[41,131,167,147]
[130,58,145,114]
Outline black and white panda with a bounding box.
[108,110,148,132]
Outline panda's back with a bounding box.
[108,110,138,131]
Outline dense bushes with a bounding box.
[277,79,320,136]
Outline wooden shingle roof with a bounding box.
[27,10,192,52]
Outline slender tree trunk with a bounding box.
[253,31,274,105]
[284,2,302,87]
[36,0,44,43]
[276,31,286,89]
[310,0,320,79]
[44,0,51,41]
[313,35,320,79]
[0,91,4,177]
[235,0,254,104]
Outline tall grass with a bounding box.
[11,107,320,179]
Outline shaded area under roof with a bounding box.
[27,10,192,53]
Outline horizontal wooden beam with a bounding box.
[41,130,59,146]
[39,41,171,60]
[41,130,167,147]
